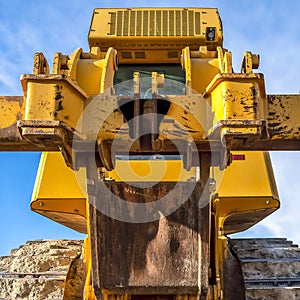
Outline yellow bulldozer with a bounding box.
[1,7,300,300]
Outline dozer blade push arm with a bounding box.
[0,73,88,168]
[208,93,300,151]
[202,73,300,153]
[0,96,48,151]
[0,95,67,152]
[0,92,300,163]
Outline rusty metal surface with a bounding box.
[266,94,300,140]
[86,157,211,298]
[223,243,245,300]
[214,94,300,151]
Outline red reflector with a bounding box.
[231,154,246,161]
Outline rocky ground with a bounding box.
[0,240,83,300]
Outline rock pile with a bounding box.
[0,240,83,300]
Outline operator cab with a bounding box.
[113,64,186,98]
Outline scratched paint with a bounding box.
[267,95,300,139]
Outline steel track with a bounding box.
[230,238,300,299]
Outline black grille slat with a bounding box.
[182,10,187,36]
[163,11,168,36]
[116,11,123,36]
[143,11,148,36]
[195,12,201,35]
[169,11,174,36]
[130,11,136,36]
[188,11,194,36]
[109,12,116,35]
[136,11,142,36]
[156,10,161,36]
[176,10,181,36]
[123,10,129,36]
[150,11,155,36]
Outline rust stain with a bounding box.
[57,101,63,111]
[266,94,300,138]
[54,84,64,112]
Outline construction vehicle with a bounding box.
[0,7,300,299]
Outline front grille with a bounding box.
[109,9,201,37]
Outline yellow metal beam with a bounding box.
[0,96,53,151]
[31,152,87,233]
[213,151,279,235]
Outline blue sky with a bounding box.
[0,1,300,255]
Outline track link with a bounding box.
[230,238,300,300]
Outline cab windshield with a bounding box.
[113,64,186,98]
